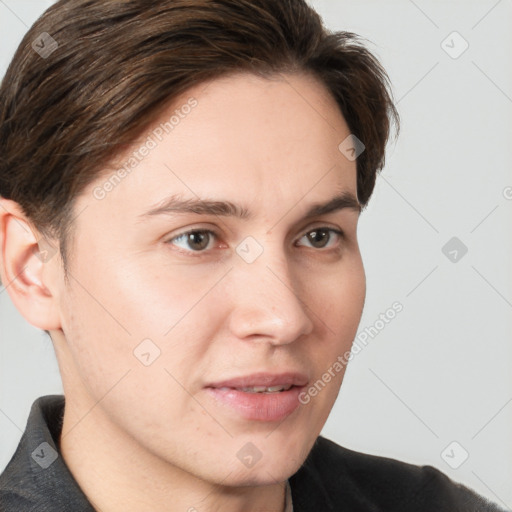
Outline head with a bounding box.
[0,0,398,489]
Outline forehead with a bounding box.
[81,71,358,222]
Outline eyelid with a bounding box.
[166,224,345,255]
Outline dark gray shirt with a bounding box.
[0,395,506,511]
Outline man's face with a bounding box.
[51,71,366,485]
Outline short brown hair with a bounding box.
[0,0,399,275]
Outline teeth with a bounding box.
[242,386,268,393]
[267,385,291,392]
[239,384,292,393]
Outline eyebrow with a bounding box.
[138,190,361,221]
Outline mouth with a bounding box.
[204,372,308,422]
[216,384,294,393]
[206,371,308,390]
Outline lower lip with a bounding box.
[205,386,304,422]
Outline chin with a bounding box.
[207,434,313,487]
[220,457,303,487]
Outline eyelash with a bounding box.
[166,227,345,256]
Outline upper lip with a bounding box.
[206,372,308,389]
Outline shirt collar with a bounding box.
[0,395,95,509]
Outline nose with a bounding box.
[226,251,315,346]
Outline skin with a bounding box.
[0,71,366,512]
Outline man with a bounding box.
[0,0,505,511]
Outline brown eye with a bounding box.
[297,228,343,249]
[169,230,215,252]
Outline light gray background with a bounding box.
[1,0,511,507]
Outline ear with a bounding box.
[0,198,62,330]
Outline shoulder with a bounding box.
[0,491,40,512]
[289,436,505,512]
[0,395,94,512]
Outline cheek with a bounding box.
[298,254,365,409]
[58,278,208,440]
[306,258,365,399]
[58,253,222,400]
[58,286,134,402]
[108,251,226,336]
[315,255,366,338]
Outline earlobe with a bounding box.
[0,198,61,330]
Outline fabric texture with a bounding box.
[0,395,506,512]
